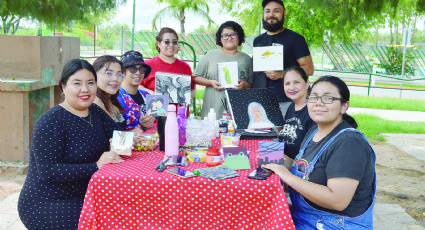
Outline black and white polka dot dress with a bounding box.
[18,104,121,230]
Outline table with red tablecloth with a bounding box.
[78,130,295,229]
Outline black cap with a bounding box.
[121,51,152,76]
[262,0,285,8]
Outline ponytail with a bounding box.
[343,113,357,129]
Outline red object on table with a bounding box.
[78,126,295,230]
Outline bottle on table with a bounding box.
[165,104,179,157]
[177,106,187,146]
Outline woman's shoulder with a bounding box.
[145,56,159,65]
[91,102,106,114]
[93,97,106,109]
[332,122,369,146]
[34,105,66,127]
[205,49,221,56]
[237,51,252,60]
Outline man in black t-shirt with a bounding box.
[253,0,314,103]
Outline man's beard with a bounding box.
[262,17,284,32]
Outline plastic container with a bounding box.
[184,119,213,147]
[165,104,179,157]
[177,106,187,146]
[227,120,235,136]
[134,134,158,151]
[206,147,221,167]
[220,133,241,147]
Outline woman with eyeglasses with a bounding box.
[118,51,155,132]
[193,21,253,119]
[140,27,195,98]
[92,55,128,130]
[263,76,376,229]
[278,66,316,160]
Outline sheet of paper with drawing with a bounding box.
[258,141,285,167]
[217,61,238,88]
[222,146,250,170]
[252,46,284,72]
[146,95,169,117]
[111,131,135,156]
[248,141,284,180]
[155,72,191,104]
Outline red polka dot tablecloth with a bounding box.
[78,133,295,229]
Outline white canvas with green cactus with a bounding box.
[217,61,238,88]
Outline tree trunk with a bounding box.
[395,23,399,45]
[179,8,185,34]
[389,21,393,44]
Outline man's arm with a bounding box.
[297,55,314,76]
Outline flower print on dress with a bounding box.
[117,88,150,130]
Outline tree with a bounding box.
[0,0,126,35]
[218,0,425,46]
[193,24,219,34]
[152,0,214,33]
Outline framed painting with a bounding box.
[225,88,284,130]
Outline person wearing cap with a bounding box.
[253,0,314,113]
[118,51,156,131]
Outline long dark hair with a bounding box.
[311,75,357,128]
[92,55,124,114]
[60,59,97,92]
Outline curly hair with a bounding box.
[215,21,245,47]
[155,27,179,53]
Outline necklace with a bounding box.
[61,103,93,127]
[80,111,93,127]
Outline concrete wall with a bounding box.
[0,35,79,162]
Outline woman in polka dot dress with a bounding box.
[18,59,123,230]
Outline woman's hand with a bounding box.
[262,163,293,184]
[140,115,155,131]
[96,151,123,169]
[210,80,225,91]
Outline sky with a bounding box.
[111,0,235,33]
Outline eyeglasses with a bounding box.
[128,66,146,74]
[105,71,125,81]
[221,33,238,40]
[162,40,178,46]
[306,95,345,104]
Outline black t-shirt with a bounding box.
[296,121,375,217]
[129,91,147,116]
[253,29,311,102]
[279,103,315,159]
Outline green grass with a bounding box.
[310,77,425,90]
[354,114,425,142]
[350,95,425,112]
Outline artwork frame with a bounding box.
[225,88,284,130]
[155,72,191,104]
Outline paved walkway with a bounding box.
[349,107,425,122]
